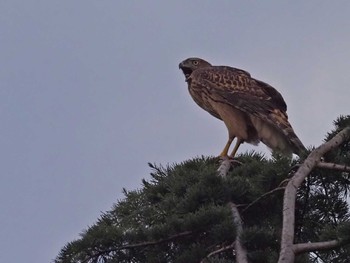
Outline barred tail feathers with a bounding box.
[250,115,306,156]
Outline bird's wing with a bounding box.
[191,66,305,153]
[192,66,285,120]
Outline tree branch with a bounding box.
[217,157,232,177]
[230,202,249,263]
[217,157,249,263]
[201,243,235,262]
[293,239,343,254]
[242,187,285,213]
[317,162,350,173]
[115,230,193,249]
[82,230,193,263]
[278,127,350,263]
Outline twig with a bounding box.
[312,251,327,263]
[114,230,193,249]
[242,187,285,213]
[278,127,350,263]
[201,243,235,262]
[82,230,193,263]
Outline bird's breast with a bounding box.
[188,83,221,120]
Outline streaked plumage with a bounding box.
[179,57,306,157]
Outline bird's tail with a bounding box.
[251,116,306,156]
[285,127,306,156]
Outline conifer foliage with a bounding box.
[56,116,350,263]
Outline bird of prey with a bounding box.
[179,57,306,158]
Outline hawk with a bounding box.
[179,57,306,158]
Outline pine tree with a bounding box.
[55,116,350,263]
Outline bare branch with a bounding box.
[201,243,235,262]
[242,187,285,213]
[217,157,232,177]
[317,162,350,173]
[278,127,350,263]
[82,231,193,263]
[217,157,242,177]
[293,239,342,254]
[217,157,249,263]
[230,202,249,263]
[115,230,193,249]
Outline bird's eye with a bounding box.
[192,60,199,66]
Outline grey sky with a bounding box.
[1,1,349,262]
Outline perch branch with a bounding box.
[278,127,350,263]
[217,157,232,177]
[217,157,249,263]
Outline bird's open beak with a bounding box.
[179,63,192,81]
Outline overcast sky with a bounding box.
[1,1,350,262]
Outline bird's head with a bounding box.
[179,57,212,81]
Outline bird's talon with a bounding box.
[217,155,229,161]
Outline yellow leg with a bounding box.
[219,137,234,157]
[229,138,243,158]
